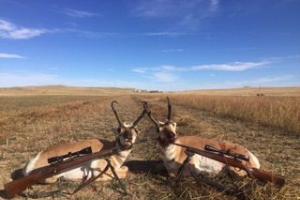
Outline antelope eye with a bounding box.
[167,132,174,138]
[117,127,121,133]
[124,132,132,139]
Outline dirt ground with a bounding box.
[0,94,299,199]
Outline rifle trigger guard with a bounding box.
[72,163,110,195]
[185,150,195,158]
[244,168,254,178]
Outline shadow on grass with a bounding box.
[1,161,253,200]
[125,160,252,200]
[124,160,168,176]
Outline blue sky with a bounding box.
[0,0,299,91]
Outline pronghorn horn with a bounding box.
[167,97,172,120]
[111,100,122,127]
[144,102,160,130]
[132,101,147,127]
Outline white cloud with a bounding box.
[143,32,186,37]
[132,0,220,30]
[131,60,272,85]
[210,0,219,11]
[161,48,184,53]
[134,0,218,18]
[132,60,270,75]
[132,68,147,73]
[66,29,120,39]
[8,28,47,39]
[0,19,124,40]
[153,71,178,82]
[0,53,25,59]
[64,8,99,18]
[0,19,15,31]
[160,65,175,70]
[0,19,48,40]
[0,19,118,40]
[191,61,270,72]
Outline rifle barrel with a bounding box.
[4,147,121,198]
[173,143,285,187]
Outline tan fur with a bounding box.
[24,100,146,185]
[156,122,259,177]
[32,139,106,170]
[24,138,131,183]
[147,98,260,178]
[178,136,259,175]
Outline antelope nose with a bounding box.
[126,135,132,140]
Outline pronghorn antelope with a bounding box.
[145,97,260,178]
[23,100,147,184]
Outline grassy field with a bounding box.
[169,95,300,134]
[0,86,134,96]
[180,87,300,96]
[0,87,299,199]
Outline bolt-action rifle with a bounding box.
[3,146,129,198]
[173,143,285,187]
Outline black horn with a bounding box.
[111,100,122,127]
[144,102,160,131]
[132,101,148,127]
[167,97,172,121]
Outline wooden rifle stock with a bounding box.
[4,146,123,198]
[248,168,285,187]
[4,169,53,199]
[173,143,285,187]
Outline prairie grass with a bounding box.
[0,87,299,199]
[170,94,300,134]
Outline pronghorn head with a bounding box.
[144,97,177,146]
[111,101,147,149]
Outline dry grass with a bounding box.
[181,87,300,96]
[169,94,300,134]
[0,87,299,199]
[0,86,134,96]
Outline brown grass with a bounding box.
[181,87,300,96]
[0,87,299,199]
[169,95,300,134]
[0,86,134,96]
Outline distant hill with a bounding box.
[0,85,299,96]
[0,85,135,96]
